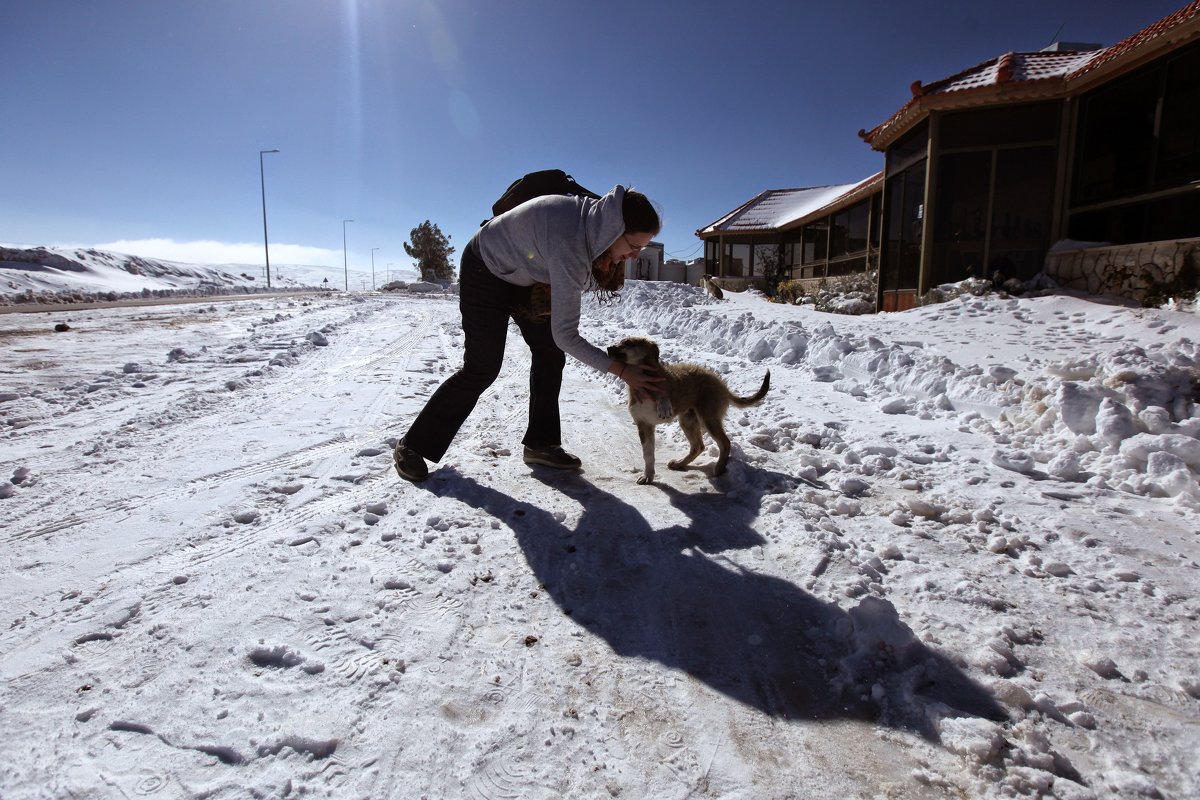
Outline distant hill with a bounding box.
[0,246,352,305]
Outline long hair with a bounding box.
[589,188,660,303]
[589,252,624,305]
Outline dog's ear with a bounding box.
[648,341,660,364]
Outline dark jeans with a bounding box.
[403,239,565,462]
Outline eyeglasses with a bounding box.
[622,234,649,253]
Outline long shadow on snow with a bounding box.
[425,467,1004,739]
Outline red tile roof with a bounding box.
[861,1,1200,150]
[925,50,1100,96]
[1075,0,1200,77]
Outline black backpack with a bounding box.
[483,169,601,225]
[481,170,606,321]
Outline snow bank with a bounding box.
[599,282,1200,507]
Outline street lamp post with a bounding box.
[259,149,280,288]
[342,219,354,291]
[371,247,379,290]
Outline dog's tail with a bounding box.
[730,370,770,407]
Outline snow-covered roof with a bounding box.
[697,174,880,237]
[861,1,1200,150]
[933,51,1100,94]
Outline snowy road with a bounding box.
[2,288,1198,799]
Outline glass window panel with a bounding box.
[829,211,850,258]
[1146,191,1200,241]
[1067,206,1141,244]
[941,102,1058,149]
[882,175,905,291]
[726,244,749,277]
[1073,68,1160,205]
[827,255,866,278]
[931,151,991,285]
[846,200,870,253]
[886,120,930,176]
[989,146,1056,280]
[900,166,925,288]
[753,244,779,278]
[881,163,925,292]
[802,223,827,263]
[782,241,804,269]
[1158,43,1200,185]
[1068,191,1200,244]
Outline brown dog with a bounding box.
[607,336,770,484]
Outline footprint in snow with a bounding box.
[247,644,325,674]
[991,449,1036,474]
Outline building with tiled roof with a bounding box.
[695,175,883,289]
[860,0,1200,310]
[699,184,863,236]
[697,2,1200,309]
[858,50,1102,152]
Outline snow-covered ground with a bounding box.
[1,281,1198,799]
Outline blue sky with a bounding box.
[2,0,1186,283]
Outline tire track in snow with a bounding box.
[2,435,365,545]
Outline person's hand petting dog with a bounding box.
[610,361,663,402]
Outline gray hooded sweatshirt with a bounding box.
[476,185,625,374]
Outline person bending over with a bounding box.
[394,185,662,482]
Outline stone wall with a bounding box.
[1044,238,1200,306]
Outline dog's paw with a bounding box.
[636,474,654,485]
[667,460,686,471]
